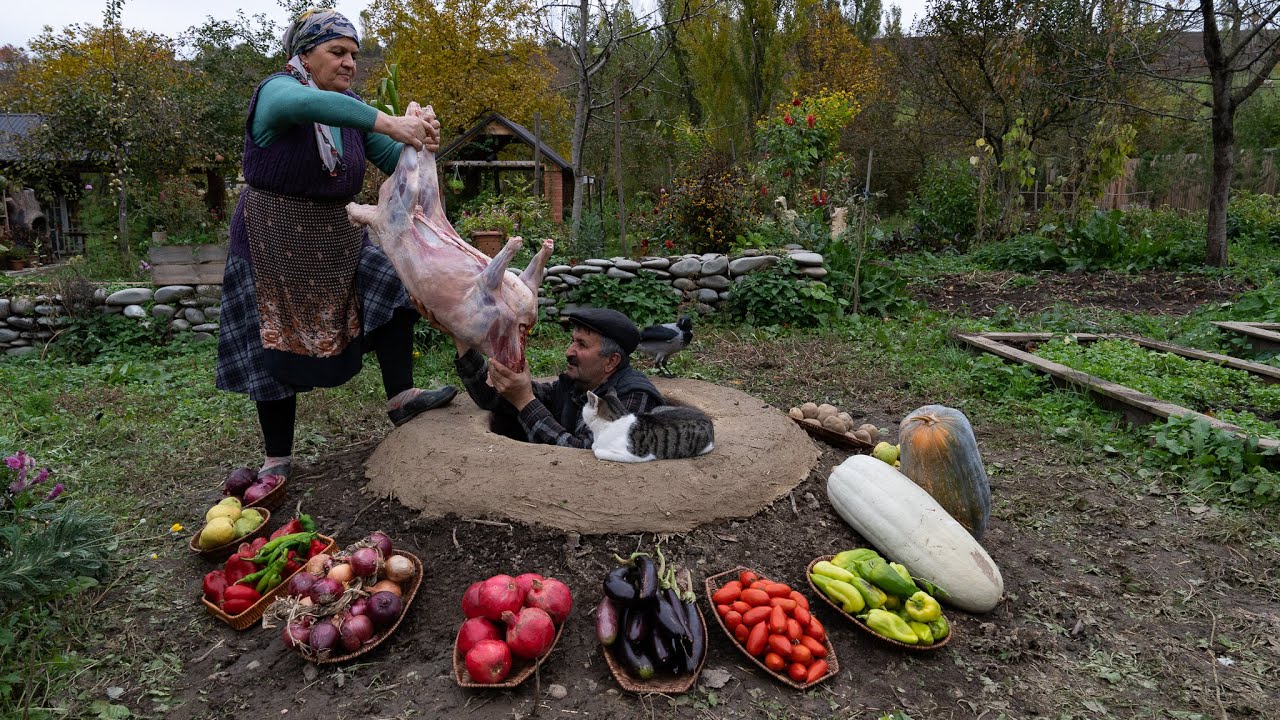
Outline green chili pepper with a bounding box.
[249,532,314,564]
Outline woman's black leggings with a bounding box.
[256,307,418,456]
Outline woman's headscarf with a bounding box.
[281,9,361,176]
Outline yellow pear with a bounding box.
[205,504,240,523]
[199,517,237,548]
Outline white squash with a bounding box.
[826,455,1004,613]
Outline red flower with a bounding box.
[782,169,792,178]
[807,114,816,129]
[664,239,675,250]
[783,114,795,126]
[811,191,829,207]
[792,98,802,106]
[761,186,769,197]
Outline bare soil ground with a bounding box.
[126,269,1278,719]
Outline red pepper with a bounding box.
[222,598,254,616]
[307,538,329,558]
[221,584,262,617]
[223,555,257,585]
[283,550,303,577]
[237,536,268,559]
[270,518,303,540]
[202,570,228,604]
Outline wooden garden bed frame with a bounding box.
[953,331,1280,452]
[1212,322,1280,353]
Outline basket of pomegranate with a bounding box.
[221,467,287,511]
[597,545,707,694]
[200,512,334,631]
[454,573,572,687]
[265,531,423,663]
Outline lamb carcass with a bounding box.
[348,103,553,372]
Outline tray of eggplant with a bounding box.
[594,546,707,693]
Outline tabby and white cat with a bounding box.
[582,390,715,463]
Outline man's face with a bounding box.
[564,327,616,390]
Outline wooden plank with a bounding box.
[196,264,226,284]
[1213,321,1280,352]
[954,332,1280,451]
[974,332,1103,343]
[441,160,537,169]
[149,246,196,264]
[194,245,228,264]
[1119,334,1280,384]
[150,265,201,285]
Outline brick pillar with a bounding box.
[545,168,564,223]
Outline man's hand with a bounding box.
[487,358,535,410]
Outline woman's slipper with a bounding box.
[388,386,457,427]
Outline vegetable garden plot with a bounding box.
[1213,321,1280,353]
[954,331,1280,452]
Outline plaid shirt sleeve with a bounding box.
[454,349,508,412]
[516,384,661,448]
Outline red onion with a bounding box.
[456,617,503,656]
[308,621,339,653]
[366,531,394,558]
[513,572,543,600]
[461,581,483,618]
[223,468,256,497]
[340,614,374,651]
[366,590,403,629]
[464,639,512,684]
[349,598,368,616]
[242,482,272,506]
[526,578,573,625]
[501,607,556,660]
[308,577,344,605]
[348,547,381,579]
[286,572,318,598]
[282,621,310,649]
[476,575,522,621]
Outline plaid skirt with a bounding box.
[215,245,412,401]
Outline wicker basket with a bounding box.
[301,551,426,664]
[200,533,336,631]
[601,601,707,694]
[805,556,953,652]
[703,566,839,689]
[188,508,272,562]
[454,620,566,688]
[791,417,873,451]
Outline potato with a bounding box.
[822,415,848,433]
[816,407,836,423]
[817,403,838,418]
[857,423,880,443]
[801,402,819,419]
[803,418,821,427]
[788,407,804,420]
[837,412,853,427]
[853,429,873,444]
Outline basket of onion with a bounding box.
[454,573,572,688]
[264,531,423,664]
[221,467,287,511]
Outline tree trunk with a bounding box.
[569,0,591,243]
[1206,90,1234,268]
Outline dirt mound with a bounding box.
[363,378,819,533]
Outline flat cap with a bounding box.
[562,307,640,355]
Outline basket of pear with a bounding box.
[787,402,879,451]
[189,498,272,561]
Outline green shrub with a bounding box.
[1144,416,1278,504]
[727,258,846,327]
[656,153,755,254]
[970,208,1202,272]
[818,234,914,317]
[1227,191,1280,244]
[566,273,680,328]
[907,159,996,252]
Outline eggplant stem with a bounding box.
[655,543,667,581]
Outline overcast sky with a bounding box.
[3,0,930,50]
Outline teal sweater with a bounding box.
[251,75,401,174]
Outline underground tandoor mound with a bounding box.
[363,378,820,534]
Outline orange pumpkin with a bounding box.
[898,405,991,538]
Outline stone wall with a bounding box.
[0,248,826,356]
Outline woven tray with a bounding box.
[805,556,953,652]
[245,478,287,511]
[791,418,874,451]
[303,550,426,664]
[200,533,336,631]
[703,566,839,689]
[454,619,567,688]
[601,601,708,694]
[188,508,272,562]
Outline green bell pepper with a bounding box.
[908,621,934,644]
[865,608,919,644]
[857,557,920,597]
[847,575,887,610]
[813,560,857,584]
[928,615,949,641]
[810,573,865,613]
[832,548,881,572]
[905,591,942,622]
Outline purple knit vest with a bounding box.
[229,73,369,259]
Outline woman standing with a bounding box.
[216,9,455,480]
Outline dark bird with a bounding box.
[637,315,694,375]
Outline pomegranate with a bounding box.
[476,575,522,621]
[456,617,502,655]
[525,578,573,625]
[461,581,483,618]
[513,572,543,600]
[464,639,513,684]
[501,607,556,660]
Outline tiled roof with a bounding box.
[0,114,42,163]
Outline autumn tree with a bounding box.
[361,0,566,136]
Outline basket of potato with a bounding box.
[787,402,879,450]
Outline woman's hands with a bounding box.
[374,104,443,152]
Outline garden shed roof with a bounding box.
[438,112,572,172]
[0,114,42,164]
